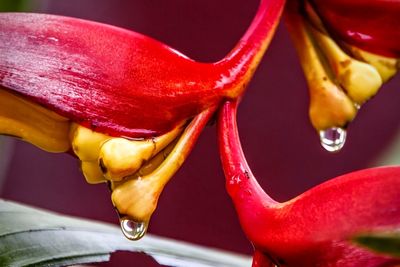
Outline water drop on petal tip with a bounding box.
[319,127,347,153]
[120,217,148,240]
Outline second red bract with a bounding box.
[218,100,400,266]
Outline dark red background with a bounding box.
[2,0,400,266]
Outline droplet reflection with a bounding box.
[120,217,148,240]
[319,127,347,152]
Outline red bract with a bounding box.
[0,0,286,240]
[218,100,400,267]
[0,0,284,138]
[310,0,400,57]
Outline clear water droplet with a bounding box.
[354,103,361,110]
[319,127,347,152]
[120,217,148,240]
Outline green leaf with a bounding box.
[0,0,31,12]
[0,199,251,267]
[353,231,400,258]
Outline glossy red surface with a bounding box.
[311,0,400,57]
[0,0,284,138]
[218,101,400,266]
[0,13,221,137]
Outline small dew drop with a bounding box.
[319,127,347,152]
[354,103,361,110]
[120,217,148,240]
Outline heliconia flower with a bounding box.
[285,0,400,152]
[218,100,400,267]
[0,0,285,239]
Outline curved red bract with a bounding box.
[0,0,285,138]
[218,101,400,266]
[254,167,400,266]
[311,0,400,57]
[0,13,223,138]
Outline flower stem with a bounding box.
[217,100,276,229]
[216,0,286,99]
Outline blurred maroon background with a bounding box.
[1,0,400,266]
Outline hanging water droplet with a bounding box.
[120,216,148,240]
[319,127,347,152]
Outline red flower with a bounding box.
[0,0,285,238]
